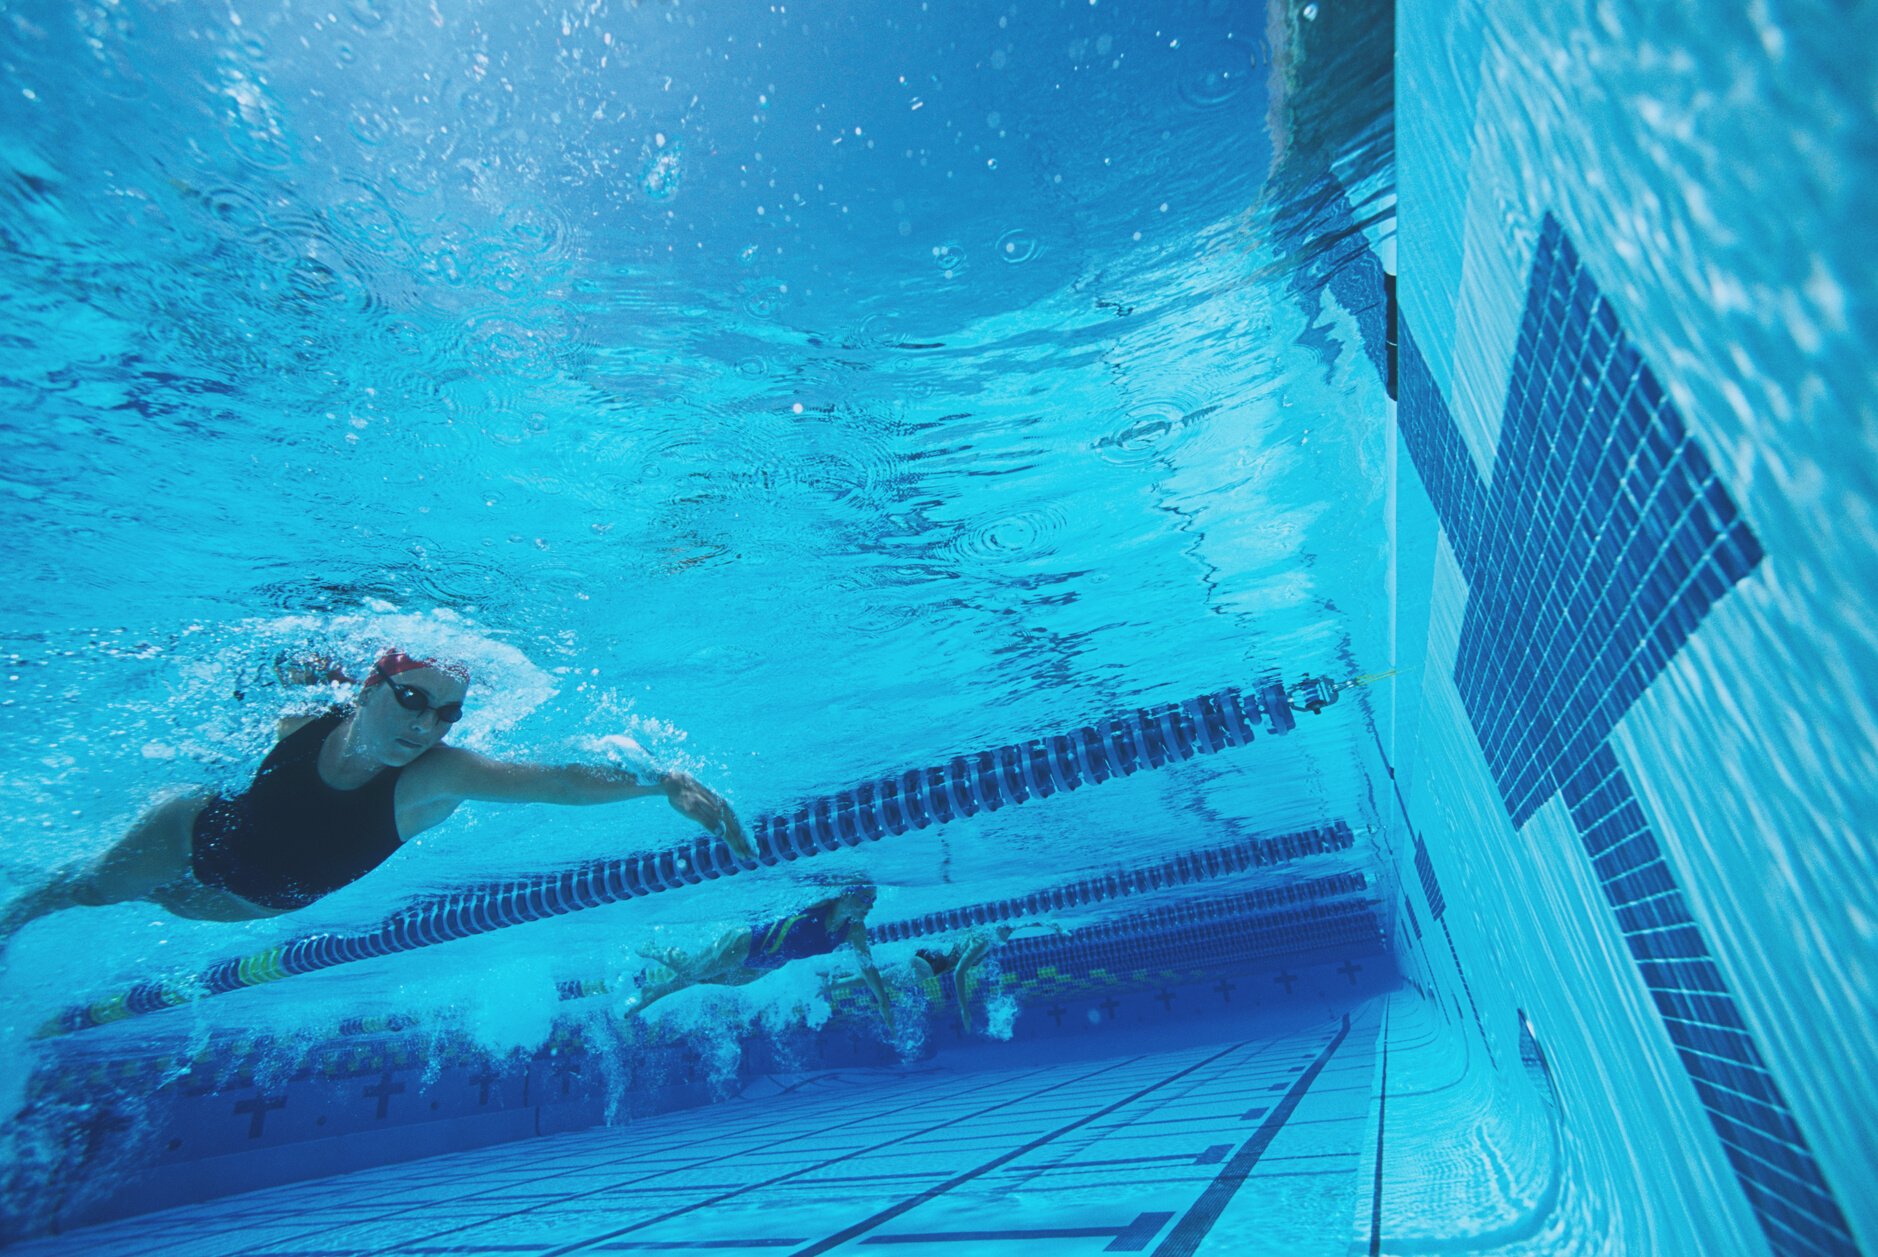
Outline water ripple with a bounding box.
[459,310,562,380]
[739,277,789,319]
[345,0,392,30]
[1174,39,1256,111]
[947,504,1068,566]
[1093,398,1222,467]
[932,243,969,277]
[995,227,1043,264]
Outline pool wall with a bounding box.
[1378,0,1876,1252]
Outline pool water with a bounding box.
[2,0,1874,1253]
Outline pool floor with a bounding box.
[14,1002,1388,1256]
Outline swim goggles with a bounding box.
[373,668,465,724]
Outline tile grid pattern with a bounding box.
[1395,212,1857,1255]
[1411,217,1765,828]
[10,1014,1379,1257]
[1410,836,1446,920]
[1562,747,1856,1256]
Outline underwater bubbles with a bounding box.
[995,227,1042,264]
[460,311,560,380]
[932,243,969,277]
[641,136,683,200]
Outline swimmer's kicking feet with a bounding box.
[0,649,750,947]
[626,883,894,1029]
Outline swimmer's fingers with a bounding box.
[721,808,752,861]
[663,773,753,861]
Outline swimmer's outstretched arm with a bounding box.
[844,927,895,1031]
[405,747,752,859]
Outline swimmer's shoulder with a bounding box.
[398,743,487,803]
[274,704,348,742]
[275,714,319,740]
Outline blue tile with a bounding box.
[1391,206,1844,1255]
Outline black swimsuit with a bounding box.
[744,908,847,973]
[190,708,408,910]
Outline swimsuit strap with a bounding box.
[753,910,811,960]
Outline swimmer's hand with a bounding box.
[660,771,752,861]
[591,736,752,860]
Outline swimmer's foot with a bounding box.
[634,945,688,978]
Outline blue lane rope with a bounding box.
[41,682,1308,1037]
[867,821,1357,943]
[548,821,1360,1004]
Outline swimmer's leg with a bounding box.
[624,974,685,1017]
[623,930,759,1018]
[696,928,756,979]
[0,791,215,946]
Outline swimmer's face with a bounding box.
[836,885,877,924]
[359,667,469,765]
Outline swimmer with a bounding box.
[0,648,749,946]
[626,883,893,1027]
[905,921,1065,1032]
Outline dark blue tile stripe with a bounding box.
[1151,1017,1353,1257]
[1387,204,1854,1257]
[1411,835,1447,921]
[1560,748,1856,1254]
[1396,322,1489,587]
[1446,215,1765,827]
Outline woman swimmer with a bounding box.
[817,920,1066,1034]
[906,921,1067,1032]
[0,648,749,946]
[626,883,894,1027]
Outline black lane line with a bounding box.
[539,1054,1156,1257]
[790,1040,1256,1257]
[1153,1015,1354,1257]
[861,1210,1176,1248]
[596,1243,807,1251]
[342,1067,1021,1257]
[990,1028,1310,1202]
[1369,1003,1390,1257]
[988,1150,1228,1173]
